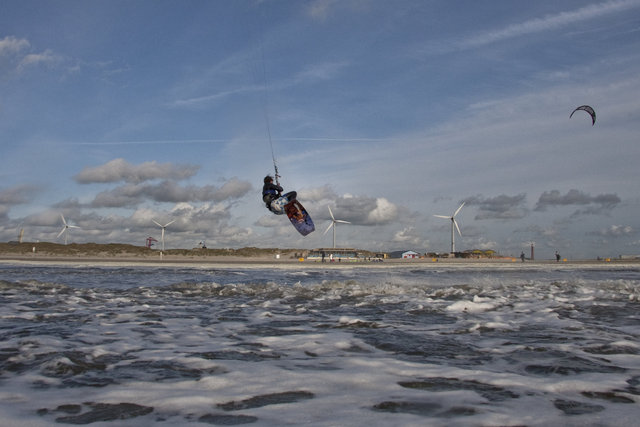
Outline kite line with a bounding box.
[257,26,280,187]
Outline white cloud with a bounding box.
[0,184,40,205]
[254,214,282,228]
[170,85,258,109]
[589,224,635,237]
[326,195,399,226]
[74,158,200,184]
[392,226,423,246]
[465,194,528,220]
[89,178,252,208]
[459,0,640,49]
[535,189,621,217]
[17,49,62,72]
[298,185,336,202]
[294,61,350,83]
[0,36,29,56]
[307,0,341,20]
[367,198,398,224]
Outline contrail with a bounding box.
[68,137,388,146]
[279,137,385,143]
[68,139,232,146]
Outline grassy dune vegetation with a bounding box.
[0,242,302,259]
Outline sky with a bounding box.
[1,0,640,259]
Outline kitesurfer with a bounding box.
[262,175,296,215]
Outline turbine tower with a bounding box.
[434,202,465,254]
[57,214,80,245]
[323,206,350,248]
[152,219,175,252]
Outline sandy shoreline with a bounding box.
[2,242,637,269]
[1,253,638,269]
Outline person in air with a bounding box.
[262,175,296,215]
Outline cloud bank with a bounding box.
[74,158,201,184]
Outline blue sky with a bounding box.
[2,0,640,259]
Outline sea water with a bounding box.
[0,262,638,426]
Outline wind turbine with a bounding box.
[434,202,465,254]
[152,219,175,252]
[57,214,80,245]
[17,223,24,243]
[323,206,350,248]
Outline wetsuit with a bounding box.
[262,182,283,212]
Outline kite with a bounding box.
[570,105,596,126]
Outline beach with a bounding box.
[1,241,636,268]
[0,252,637,270]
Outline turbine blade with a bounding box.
[164,220,176,227]
[328,206,335,221]
[57,228,66,238]
[453,219,462,236]
[336,220,350,224]
[433,215,450,219]
[60,214,67,225]
[323,222,334,235]
[152,220,162,227]
[454,202,465,217]
[69,225,80,229]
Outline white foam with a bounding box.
[0,263,639,425]
[446,300,497,313]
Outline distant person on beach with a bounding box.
[556,251,561,262]
[520,252,525,262]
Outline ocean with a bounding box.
[0,261,638,426]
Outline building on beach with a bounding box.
[387,250,421,259]
[306,248,386,262]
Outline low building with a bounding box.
[307,248,359,262]
[402,250,419,259]
[388,250,421,259]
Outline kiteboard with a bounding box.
[268,191,315,236]
[269,191,297,215]
[284,199,315,236]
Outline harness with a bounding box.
[262,187,278,198]
[262,183,281,213]
[262,187,276,202]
